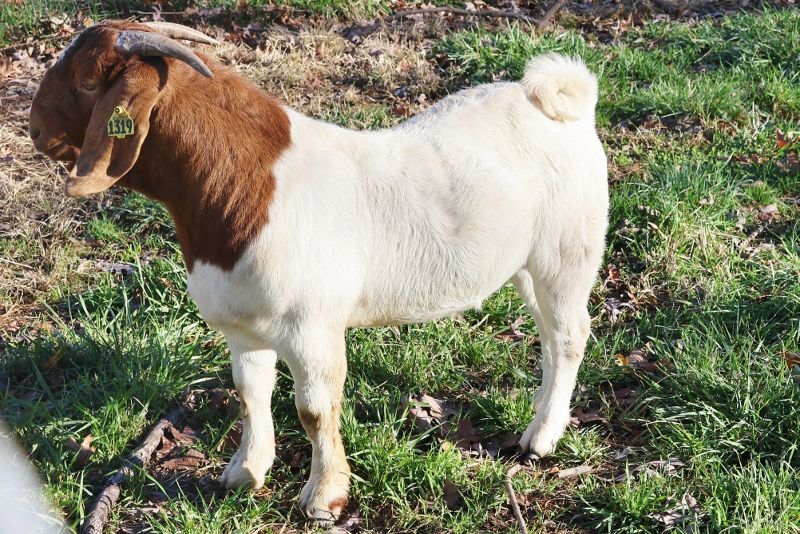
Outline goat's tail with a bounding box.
[521,54,598,122]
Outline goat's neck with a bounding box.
[122,68,291,272]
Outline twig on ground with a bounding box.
[384,6,538,25]
[81,391,201,534]
[537,0,568,28]
[504,464,529,534]
[556,464,593,479]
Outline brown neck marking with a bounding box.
[122,55,291,272]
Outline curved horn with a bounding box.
[141,22,219,45]
[115,30,214,78]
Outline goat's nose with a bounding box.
[29,126,41,140]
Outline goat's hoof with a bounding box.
[519,418,564,458]
[219,449,272,490]
[299,474,349,524]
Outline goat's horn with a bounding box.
[141,22,219,46]
[115,30,214,78]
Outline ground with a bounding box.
[1,1,799,533]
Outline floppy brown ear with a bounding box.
[65,63,160,197]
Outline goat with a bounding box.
[29,20,609,523]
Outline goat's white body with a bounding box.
[188,82,606,345]
[189,55,608,518]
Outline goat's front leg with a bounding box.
[220,342,277,490]
[284,330,350,523]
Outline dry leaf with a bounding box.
[650,492,704,527]
[496,315,528,343]
[452,419,480,450]
[616,458,684,481]
[757,204,779,222]
[570,409,608,428]
[218,421,243,452]
[782,351,800,370]
[160,449,207,471]
[443,479,462,510]
[402,394,456,433]
[66,434,96,469]
[339,508,363,531]
[95,260,135,276]
[616,348,661,373]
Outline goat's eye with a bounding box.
[80,83,97,91]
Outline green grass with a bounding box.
[0,0,392,46]
[3,7,800,534]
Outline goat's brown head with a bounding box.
[29,20,217,197]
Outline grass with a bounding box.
[2,5,800,534]
[0,0,395,46]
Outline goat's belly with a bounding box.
[348,266,516,327]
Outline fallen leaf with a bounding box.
[611,447,639,461]
[155,434,177,461]
[616,458,684,481]
[452,419,480,450]
[160,449,207,471]
[757,204,779,222]
[776,128,791,149]
[290,449,309,469]
[169,425,199,445]
[402,394,456,433]
[339,508,363,531]
[65,434,96,469]
[483,431,519,459]
[570,409,608,428]
[496,315,528,343]
[96,260,135,276]
[208,388,240,418]
[650,492,704,527]
[616,348,662,373]
[0,57,13,78]
[443,480,462,510]
[218,421,243,452]
[782,351,800,370]
[613,387,636,406]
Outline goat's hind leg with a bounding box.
[517,259,597,458]
[512,270,552,411]
[220,342,278,490]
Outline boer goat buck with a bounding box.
[30,21,608,522]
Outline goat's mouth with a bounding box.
[44,143,78,171]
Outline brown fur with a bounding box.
[29,21,291,272]
[297,408,322,436]
[327,496,348,515]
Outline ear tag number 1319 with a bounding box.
[107,106,134,139]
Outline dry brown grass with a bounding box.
[212,24,445,121]
[0,64,105,336]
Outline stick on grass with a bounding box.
[81,392,199,534]
[504,464,529,534]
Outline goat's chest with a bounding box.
[186,257,284,343]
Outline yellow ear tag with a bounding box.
[107,106,134,139]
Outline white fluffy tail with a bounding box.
[521,54,598,121]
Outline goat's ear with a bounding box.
[65,63,159,197]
